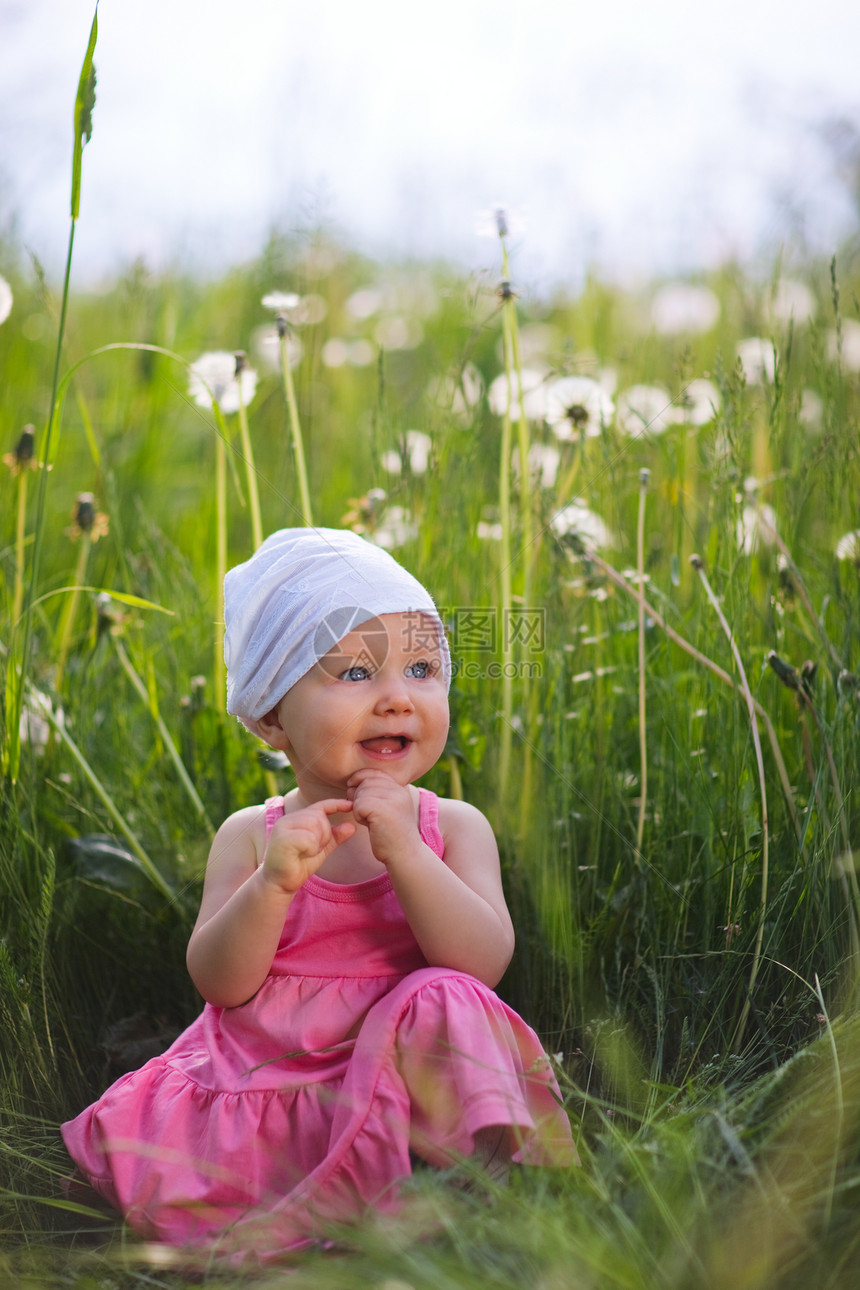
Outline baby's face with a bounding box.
[270,612,449,799]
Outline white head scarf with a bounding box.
[224,527,450,736]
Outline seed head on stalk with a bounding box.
[5,426,43,629]
[55,491,109,692]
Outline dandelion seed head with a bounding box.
[487,367,548,421]
[19,688,63,753]
[826,319,860,372]
[251,325,302,374]
[477,520,503,541]
[676,378,720,426]
[261,291,300,313]
[737,503,778,554]
[552,499,615,550]
[510,442,560,489]
[651,282,720,335]
[370,506,418,550]
[616,384,676,437]
[427,363,483,420]
[835,530,860,561]
[0,275,12,325]
[381,430,432,476]
[766,278,816,325]
[188,351,258,414]
[545,376,614,440]
[737,337,776,385]
[799,389,823,431]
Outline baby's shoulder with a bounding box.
[434,795,496,840]
[209,802,268,869]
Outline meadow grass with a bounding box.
[2,32,860,1280]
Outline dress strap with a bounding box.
[264,796,285,844]
[418,788,445,859]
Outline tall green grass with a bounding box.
[3,16,860,1284]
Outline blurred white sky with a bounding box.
[1,0,858,289]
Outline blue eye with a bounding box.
[340,665,371,682]
[405,660,432,679]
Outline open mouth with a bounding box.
[359,735,411,757]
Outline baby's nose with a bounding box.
[375,674,414,712]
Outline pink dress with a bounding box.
[62,790,575,1259]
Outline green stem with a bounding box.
[279,333,313,526]
[497,307,514,806]
[113,639,214,836]
[635,471,649,864]
[5,223,76,784]
[54,533,91,693]
[215,432,227,704]
[237,389,263,550]
[12,470,28,627]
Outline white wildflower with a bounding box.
[766,278,816,325]
[261,290,300,313]
[381,431,433,475]
[835,531,860,561]
[545,376,614,440]
[487,367,548,421]
[737,503,778,554]
[552,499,615,550]
[676,378,720,426]
[511,442,560,489]
[251,325,303,374]
[651,283,720,335]
[826,320,860,372]
[477,520,503,541]
[262,292,327,326]
[0,275,12,325]
[371,506,418,550]
[616,384,676,437]
[737,337,776,385]
[188,351,258,414]
[799,389,823,430]
[19,689,63,753]
[427,363,483,420]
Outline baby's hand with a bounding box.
[346,770,419,866]
[262,799,355,894]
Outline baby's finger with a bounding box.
[317,798,354,816]
[330,820,357,847]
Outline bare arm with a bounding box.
[347,773,514,986]
[186,799,355,1007]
